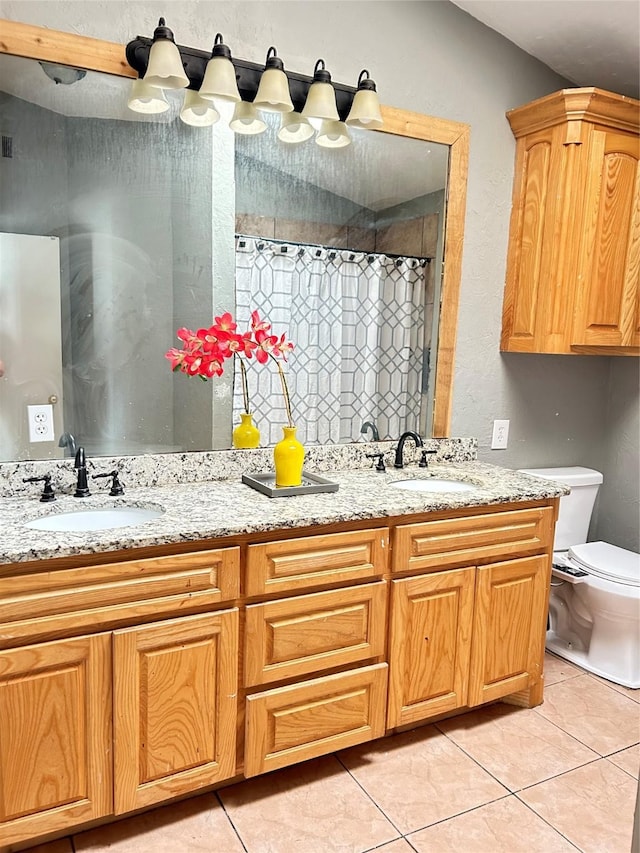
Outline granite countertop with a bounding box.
[0,461,567,566]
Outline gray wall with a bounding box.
[2,0,637,549]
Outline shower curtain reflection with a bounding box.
[234,236,429,445]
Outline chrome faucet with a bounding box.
[74,446,91,497]
[394,431,423,469]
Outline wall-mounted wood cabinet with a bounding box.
[501,87,640,356]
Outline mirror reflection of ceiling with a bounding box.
[0,53,449,212]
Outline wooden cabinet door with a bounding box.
[468,556,549,706]
[113,609,238,814]
[573,129,640,351]
[387,568,475,728]
[0,634,111,849]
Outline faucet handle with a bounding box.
[92,470,125,496]
[23,474,56,502]
[419,449,438,468]
[366,452,386,472]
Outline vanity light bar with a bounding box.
[125,20,382,137]
[126,37,359,119]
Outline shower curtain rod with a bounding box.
[236,233,433,264]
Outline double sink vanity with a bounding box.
[0,439,566,851]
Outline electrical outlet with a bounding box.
[27,404,55,443]
[491,419,510,450]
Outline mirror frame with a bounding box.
[0,18,469,438]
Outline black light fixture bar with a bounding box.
[125,37,358,120]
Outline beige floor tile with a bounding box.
[535,674,640,755]
[22,840,73,853]
[339,725,507,834]
[608,744,640,779]
[589,672,640,703]
[73,794,242,852]
[519,758,636,853]
[543,651,583,686]
[437,702,598,790]
[219,755,399,853]
[408,795,577,853]
[368,840,415,853]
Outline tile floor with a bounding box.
[24,653,639,853]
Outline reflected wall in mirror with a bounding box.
[0,20,469,463]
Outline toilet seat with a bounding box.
[567,541,640,588]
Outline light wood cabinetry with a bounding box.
[245,663,388,777]
[0,634,111,848]
[0,499,557,848]
[113,610,238,813]
[387,507,554,729]
[244,581,387,686]
[387,568,475,727]
[245,527,387,596]
[468,555,549,706]
[501,87,640,356]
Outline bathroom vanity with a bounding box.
[0,457,565,850]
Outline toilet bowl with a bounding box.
[547,542,640,688]
[518,467,640,689]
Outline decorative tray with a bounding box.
[242,470,339,498]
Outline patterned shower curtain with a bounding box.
[234,236,427,446]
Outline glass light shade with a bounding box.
[199,56,241,103]
[180,90,221,126]
[254,67,294,113]
[229,101,267,135]
[127,79,170,114]
[301,81,339,121]
[316,119,351,148]
[277,111,314,144]
[143,39,189,89]
[345,89,383,129]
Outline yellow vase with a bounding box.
[274,426,305,487]
[232,412,260,449]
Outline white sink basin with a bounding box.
[390,478,475,493]
[25,506,164,532]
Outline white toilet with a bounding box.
[519,466,640,689]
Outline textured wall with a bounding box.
[1,0,637,545]
[592,359,640,551]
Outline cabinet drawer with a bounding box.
[0,548,240,644]
[245,663,388,777]
[245,528,388,596]
[245,581,387,686]
[392,507,554,573]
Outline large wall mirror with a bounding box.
[0,20,469,463]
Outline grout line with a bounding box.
[514,793,583,851]
[400,792,513,837]
[215,790,249,853]
[518,755,606,792]
[334,753,405,837]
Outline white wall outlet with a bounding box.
[491,419,510,450]
[27,404,55,443]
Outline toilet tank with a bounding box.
[517,466,603,551]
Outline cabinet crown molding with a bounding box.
[507,87,640,137]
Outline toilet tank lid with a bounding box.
[517,466,603,487]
